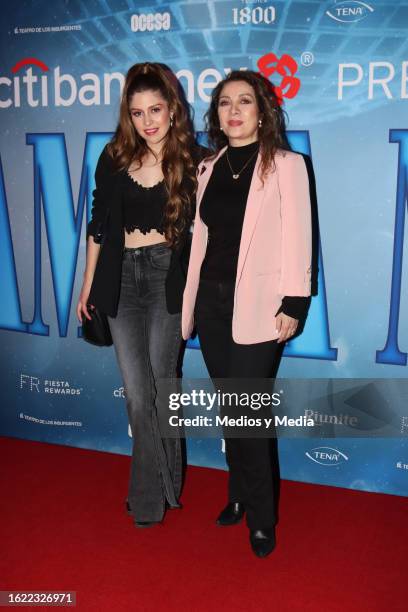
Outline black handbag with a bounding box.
[82,207,112,346]
[82,308,113,347]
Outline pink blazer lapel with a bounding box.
[196,147,227,209]
[236,153,266,284]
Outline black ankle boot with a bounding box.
[249,527,276,558]
[216,502,245,526]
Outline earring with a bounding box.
[220,126,223,132]
[170,115,174,127]
[258,119,263,127]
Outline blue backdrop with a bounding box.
[0,0,407,496]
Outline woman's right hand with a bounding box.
[76,282,93,323]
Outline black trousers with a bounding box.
[195,279,283,530]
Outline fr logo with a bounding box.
[257,53,300,104]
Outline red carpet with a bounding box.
[0,437,406,611]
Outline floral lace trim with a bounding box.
[125,172,165,190]
[124,225,164,235]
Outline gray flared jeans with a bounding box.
[108,244,182,522]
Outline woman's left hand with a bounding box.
[275,312,298,343]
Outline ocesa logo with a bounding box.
[326,1,374,23]
[305,447,349,466]
[130,12,171,32]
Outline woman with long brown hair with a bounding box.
[182,70,312,556]
[77,62,202,527]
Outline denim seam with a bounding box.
[142,311,166,518]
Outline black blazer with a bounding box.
[87,144,206,317]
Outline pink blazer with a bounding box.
[182,147,312,344]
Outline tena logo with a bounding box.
[306,447,349,466]
[326,1,374,23]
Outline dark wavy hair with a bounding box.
[205,70,289,179]
[107,62,197,246]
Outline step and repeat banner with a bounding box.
[0,0,407,496]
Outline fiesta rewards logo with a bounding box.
[20,373,82,396]
[306,447,349,466]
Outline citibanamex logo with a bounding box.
[257,53,301,104]
[113,386,126,399]
[3,55,301,109]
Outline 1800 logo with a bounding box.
[232,5,276,25]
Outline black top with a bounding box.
[200,141,309,321]
[87,144,207,316]
[123,174,166,235]
[200,141,259,281]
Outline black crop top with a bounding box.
[123,172,166,235]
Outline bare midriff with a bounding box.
[124,228,167,248]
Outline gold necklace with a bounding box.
[225,147,259,180]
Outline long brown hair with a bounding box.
[205,70,289,179]
[108,62,197,246]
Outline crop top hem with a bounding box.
[124,225,165,235]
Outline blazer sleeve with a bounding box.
[277,153,312,296]
[86,145,115,240]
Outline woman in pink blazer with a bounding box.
[182,71,312,557]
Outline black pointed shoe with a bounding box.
[249,527,276,558]
[216,502,245,526]
[134,520,161,528]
